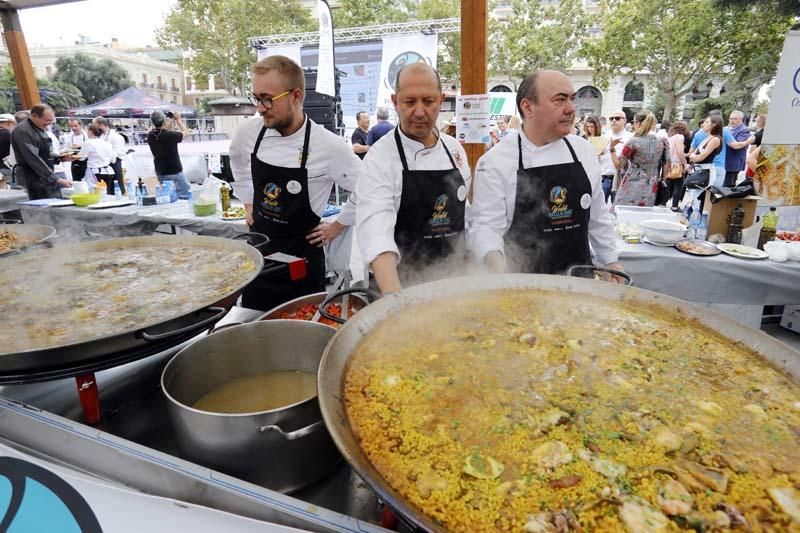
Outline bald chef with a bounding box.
[356,63,471,294]
[469,70,622,277]
[230,55,360,310]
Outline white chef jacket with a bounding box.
[62,130,87,149]
[469,131,618,266]
[102,130,127,160]
[79,137,115,169]
[356,127,472,265]
[46,130,65,173]
[599,129,633,177]
[229,116,360,226]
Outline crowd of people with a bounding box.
[0,105,192,200]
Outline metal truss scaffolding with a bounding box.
[249,17,460,48]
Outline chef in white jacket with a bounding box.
[228,55,360,311]
[469,70,623,278]
[356,63,471,294]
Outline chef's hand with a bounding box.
[57,178,72,188]
[244,203,253,226]
[602,261,627,284]
[484,251,506,273]
[307,220,345,247]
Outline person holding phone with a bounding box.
[146,110,191,198]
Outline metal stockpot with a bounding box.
[161,320,341,493]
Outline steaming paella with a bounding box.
[0,242,257,353]
[345,290,800,532]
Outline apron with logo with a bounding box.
[393,128,467,284]
[242,118,325,311]
[505,135,592,274]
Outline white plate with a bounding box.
[220,215,246,221]
[643,237,676,247]
[717,243,768,260]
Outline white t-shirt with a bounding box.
[229,116,361,226]
[469,131,618,266]
[599,129,633,176]
[356,126,472,265]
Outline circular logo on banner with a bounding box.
[286,180,302,195]
[580,193,592,210]
[457,185,467,202]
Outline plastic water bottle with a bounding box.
[114,183,122,200]
[689,198,703,239]
[127,178,136,202]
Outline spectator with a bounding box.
[351,111,370,159]
[723,110,752,187]
[746,114,766,177]
[688,115,724,210]
[656,119,671,140]
[598,115,608,135]
[0,113,16,183]
[600,110,632,204]
[496,116,511,139]
[10,104,71,199]
[666,121,690,211]
[611,111,669,207]
[442,117,456,137]
[366,107,393,145]
[507,116,521,133]
[581,116,601,139]
[147,110,191,199]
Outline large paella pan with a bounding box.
[318,274,800,532]
[0,234,263,378]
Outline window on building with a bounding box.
[171,78,177,90]
[623,81,644,102]
[186,76,192,90]
[490,85,513,93]
[157,76,162,87]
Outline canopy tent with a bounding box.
[67,87,197,118]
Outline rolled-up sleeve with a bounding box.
[582,147,619,265]
[469,157,510,263]
[229,121,255,204]
[356,151,400,265]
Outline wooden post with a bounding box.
[1,8,40,110]
[460,0,487,200]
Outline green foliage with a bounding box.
[333,0,416,27]
[416,0,461,82]
[489,0,589,81]
[584,0,794,122]
[715,0,800,16]
[53,53,133,104]
[0,64,85,115]
[157,0,315,96]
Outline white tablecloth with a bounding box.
[0,189,27,213]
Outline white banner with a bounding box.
[256,45,302,66]
[316,0,336,96]
[456,94,490,144]
[376,34,438,114]
[488,91,518,119]
[763,29,800,145]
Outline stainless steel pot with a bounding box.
[161,319,341,493]
[317,274,800,532]
[0,223,56,256]
[259,291,369,325]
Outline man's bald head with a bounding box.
[395,63,442,93]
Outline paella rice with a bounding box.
[345,290,800,532]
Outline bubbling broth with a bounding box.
[193,370,317,413]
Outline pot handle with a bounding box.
[232,231,269,251]
[318,286,382,324]
[566,264,633,286]
[138,306,227,342]
[259,419,324,440]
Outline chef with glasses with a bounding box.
[601,110,632,204]
[229,55,361,311]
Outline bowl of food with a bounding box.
[640,219,687,244]
[70,193,102,207]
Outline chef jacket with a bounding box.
[356,127,471,265]
[469,132,618,266]
[62,130,87,149]
[102,129,127,160]
[230,116,359,226]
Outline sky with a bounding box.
[19,0,176,49]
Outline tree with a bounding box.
[715,0,800,16]
[583,0,794,122]
[0,65,84,115]
[157,0,315,96]
[417,0,460,82]
[53,53,133,104]
[333,0,416,28]
[489,0,589,86]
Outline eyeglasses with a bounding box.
[610,116,626,121]
[248,89,292,109]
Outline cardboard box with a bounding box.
[703,193,761,239]
[781,305,800,334]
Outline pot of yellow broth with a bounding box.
[318,274,800,532]
[161,320,340,493]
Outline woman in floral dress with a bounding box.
[611,111,669,206]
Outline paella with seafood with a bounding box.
[345,290,800,531]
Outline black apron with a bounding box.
[69,132,87,181]
[242,118,326,311]
[393,127,467,284]
[505,135,592,274]
[25,129,58,200]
